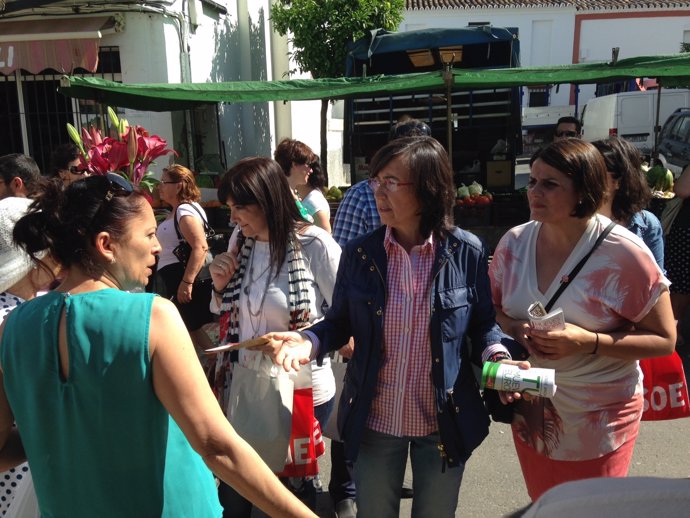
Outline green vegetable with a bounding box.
[646,165,674,192]
[457,184,470,198]
[468,181,483,196]
[327,186,343,201]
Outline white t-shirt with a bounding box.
[301,189,330,221]
[213,225,342,406]
[156,202,208,270]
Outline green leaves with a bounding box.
[270,0,404,79]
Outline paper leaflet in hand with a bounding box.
[528,301,565,331]
[205,336,269,353]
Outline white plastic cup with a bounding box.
[481,361,557,398]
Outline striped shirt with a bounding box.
[366,226,437,437]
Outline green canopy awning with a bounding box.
[58,53,690,112]
[58,72,448,111]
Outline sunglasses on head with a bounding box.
[103,172,134,201]
[68,165,88,175]
[555,130,579,138]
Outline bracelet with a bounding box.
[591,332,599,355]
[488,352,511,363]
[212,285,225,295]
[180,279,194,285]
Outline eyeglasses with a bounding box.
[159,180,180,184]
[68,165,88,175]
[368,177,414,193]
[555,130,579,138]
[103,172,134,201]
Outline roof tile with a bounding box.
[407,0,690,9]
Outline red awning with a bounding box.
[0,17,115,75]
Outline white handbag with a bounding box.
[226,354,295,471]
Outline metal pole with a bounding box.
[653,83,663,162]
[443,59,454,162]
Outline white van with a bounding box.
[581,89,690,155]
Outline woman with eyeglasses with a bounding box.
[154,165,214,354]
[208,157,340,517]
[274,138,332,233]
[262,136,523,518]
[0,173,317,518]
[49,143,90,186]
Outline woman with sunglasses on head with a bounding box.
[208,157,340,517]
[0,174,317,518]
[154,165,214,354]
[49,143,90,186]
[263,136,524,518]
[274,138,331,233]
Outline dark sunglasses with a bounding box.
[555,130,579,138]
[68,165,88,175]
[103,172,134,200]
[392,120,432,138]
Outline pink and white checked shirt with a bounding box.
[366,227,437,437]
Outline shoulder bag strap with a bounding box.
[544,221,616,313]
[173,203,213,242]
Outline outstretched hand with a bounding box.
[259,331,313,372]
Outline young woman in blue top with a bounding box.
[0,174,315,518]
[592,136,664,270]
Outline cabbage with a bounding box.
[468,181,483,196]
[456,184,470,198]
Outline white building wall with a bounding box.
[99,12,178,175]
[576,12,690,102]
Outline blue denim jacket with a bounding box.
[628,210,664,271]
[310,226,517,468]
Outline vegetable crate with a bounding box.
[453,205,491,227]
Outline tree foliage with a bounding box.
[271,1,404,184]
[271,0,405,79]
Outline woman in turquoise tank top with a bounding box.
[0,173,316,518]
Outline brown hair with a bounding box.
[591,137,651,223]
[162,164,200,203]
[273,138,317,177]
[369,136,454,239]
[217,157,306,274]
[531,139,608,219]
[14,175,148,277]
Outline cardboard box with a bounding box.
[486,160,513,190]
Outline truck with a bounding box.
[580,88,690,156]
[344,26,523,193]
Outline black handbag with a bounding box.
[172,203,217,267]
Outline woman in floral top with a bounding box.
[489,140,676,501]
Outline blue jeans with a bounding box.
[354,428,465,518]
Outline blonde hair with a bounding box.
[163,164,201,203]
